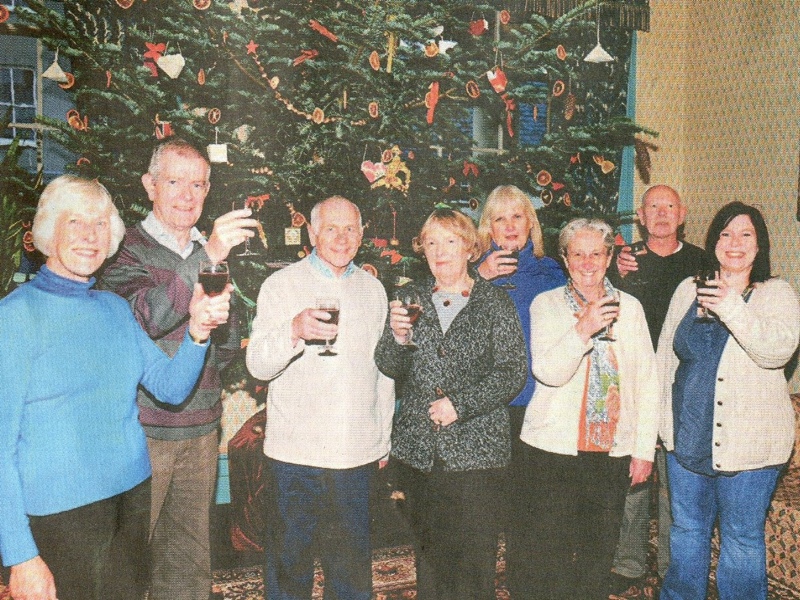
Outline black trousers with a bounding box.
[393,460,504,600]
[509,445,630,600]
[28,478,151,600]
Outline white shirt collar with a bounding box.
[142,212,206,259]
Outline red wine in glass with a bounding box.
[499,246,520,290]
[405,304,422,325]
[199,261,229,297]
[598,289,620,341]
[695,268,717,322]
[316,298,340,356]
[394,289,422,348]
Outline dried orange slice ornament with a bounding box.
[536,170,552,187]
[424,42,439,57]
[369,51,381,71]
[193,0,211,9]
[58,72,76,90]
[368,101,379,118]
[465,80,481,98]
[562,193,572,207]
[556,45,567,60]
[552,80,565,97]
[499,10,511,24]
[291,212,307,227]
[115,0,134,8]
[0,5,10,23]
[311,108,325,124]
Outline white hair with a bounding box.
[32,175,126,258]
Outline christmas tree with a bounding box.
[20,0,655,301]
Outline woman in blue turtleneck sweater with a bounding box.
[0,176,232,600]
[475,184,566,593]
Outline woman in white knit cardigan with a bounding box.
[657,202,800,600]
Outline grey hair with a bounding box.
[32,175,126,258]
[558,218,615,257]
[309,196,363,232]
[147,138,210,181]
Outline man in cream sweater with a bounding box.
[246,196,394,600]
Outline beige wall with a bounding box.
[635,0,800,389]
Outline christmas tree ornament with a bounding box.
[115,0,134,8]
[105,70,112,88]
[369,51,381,71]
[499,10,511,24]
[385,32,397,73]
[361,160,386,183]
[552,80,565,97]
[368,102,379,118]
[425,81,439,124]
[311,108,325,124]
[66,109,88,131]
[390,206,400,246]
[556,44,567,60]
[437,39,458,55]
[197,68,206,85]
[0,5,9,24]
[58,72,76,90]
[424,42,439,57]
[486,67,507,94]
[564,92,576,120]
[462,161,479,178]
[144,42,166,61]
[193,0,211,10]
[293,49,318,67]
[309,19,338,43]
[42,48,68,83]
[540,189,553,205]
[562,193,572,207]
[246,39,259,55]
[157,52,186,79]
[600,160,616,174]
[468,18,488,36]
[153,114,173,139]
[228,0,249,16]
[371,145,411,194]
[584,0,614,63]
[234,124,252,143]
[465,80,481,98]
[207,140,228,164]
[207,108,221,124]
[536,170,552,186]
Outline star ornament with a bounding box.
[246,40,259,55]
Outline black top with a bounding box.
[610,242,708,349]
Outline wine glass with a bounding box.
[233,200,261,257]
[623,240,649,291]
[499,245,520,290]
[316,297,340,356]
[393,288,422,348]
[198,260,229,297]
[694,268,718,322]
[598,288,620,341]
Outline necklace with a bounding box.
[432,279,473,307]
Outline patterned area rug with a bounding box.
[211,542,510,599]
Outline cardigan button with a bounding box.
[716,422,722,427]
[717,377,724,381]
[715,441,721,447]
[715,463,721,468]
[717,401,722,406]
[437,346,446,358]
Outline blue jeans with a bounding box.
[660,452,781,600]
[264,459,375,600]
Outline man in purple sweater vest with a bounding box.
[100,138,257,600]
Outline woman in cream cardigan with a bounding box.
[657,202,800,600]
[514,218,660,600]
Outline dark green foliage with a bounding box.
[18,0,655,302]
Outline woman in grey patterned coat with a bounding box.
[375,208,527,600]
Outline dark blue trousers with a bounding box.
[264,458,375,600]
